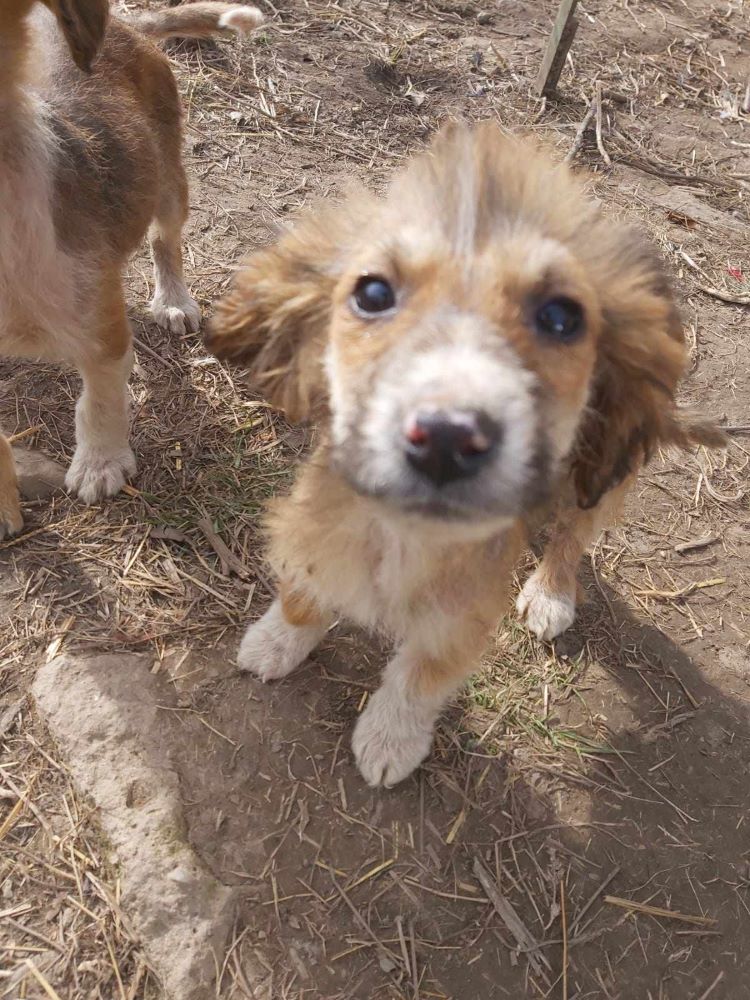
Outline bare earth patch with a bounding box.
[2,0,749,997]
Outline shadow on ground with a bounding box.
[153,568,749,999]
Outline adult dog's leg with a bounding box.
[65,274,136,503]
[149,159,201,336]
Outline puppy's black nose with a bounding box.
[404,409,500,486]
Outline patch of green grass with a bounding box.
[464,619,611,761]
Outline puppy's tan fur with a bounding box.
[0,0,263,537]
[208,122,724,787]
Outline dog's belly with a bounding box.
[0,261,83,364]
[0,127,85,363]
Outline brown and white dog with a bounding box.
[207,122,724,787]
[0,0,263,538]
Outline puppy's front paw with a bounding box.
[352,689,434,788]
[65,447,136,504]
[516,570,576,641]
[151,291,201,336]
[237,600,325,682]
[0,490,23,541]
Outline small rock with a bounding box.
[13,448,66,500]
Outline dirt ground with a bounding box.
[2,0,750,997]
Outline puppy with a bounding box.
[0,0,264,538]
[207,121,724,787]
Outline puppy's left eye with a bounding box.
[351,275,396,317]
[534,297,584,343]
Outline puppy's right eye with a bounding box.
[351,275,396,317]
[534,297,584,343]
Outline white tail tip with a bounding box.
[218,5,265,32]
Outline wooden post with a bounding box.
[534,0,579,97]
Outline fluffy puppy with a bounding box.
[0,0,264,538]
[207,121,724,787]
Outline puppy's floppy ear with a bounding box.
[49,0,109,72]
[572,229,725,509]
[206,193,372,423]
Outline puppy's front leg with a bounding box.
[238,586,333,682]
[353,623,488,788]
[0,434,23,540]
[517,473,636,640]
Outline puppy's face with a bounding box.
[324,217,602,521]
[208,122,689,520]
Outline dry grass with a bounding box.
[0,707,161,998]
[2,0,750,996]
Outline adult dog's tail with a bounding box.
[129,2,264,40]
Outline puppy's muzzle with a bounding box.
[403,408,500,487]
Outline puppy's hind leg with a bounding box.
[0,434,23,540]
[65,276,136,503]
[148,167,201,336]
[238,587,333,682]
[517,473,636,641]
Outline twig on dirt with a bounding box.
[618,153,736,190]
[22,960,63,1000]
[104,933,127,1000]
[633,577,725,600]
[133,335,181,370]
[697,284,750,307]
[564,100,595,162]
[7,425,42,444]
[594,81,611,166]
[404,877,487,904]
[0,773,38,840]
[197,515,250,578]
[604,895,716,927]
[409,918,420,1000]
[329,875,404,975]
[609,746,696,823]
[664,662,701,711]
[674,534,720,554]
[7,916,65,954]
[0,524,55,550]
[570,866,621,933]
[473,857,551,981]
[395,917,411,986]
[590,545,617,623]
[197,716,239,748]
[494,821,624,846]
[674,249,714,284]
[560,879,568,1000]
[697,971,725,1000]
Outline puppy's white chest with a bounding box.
[359,522,431,635]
